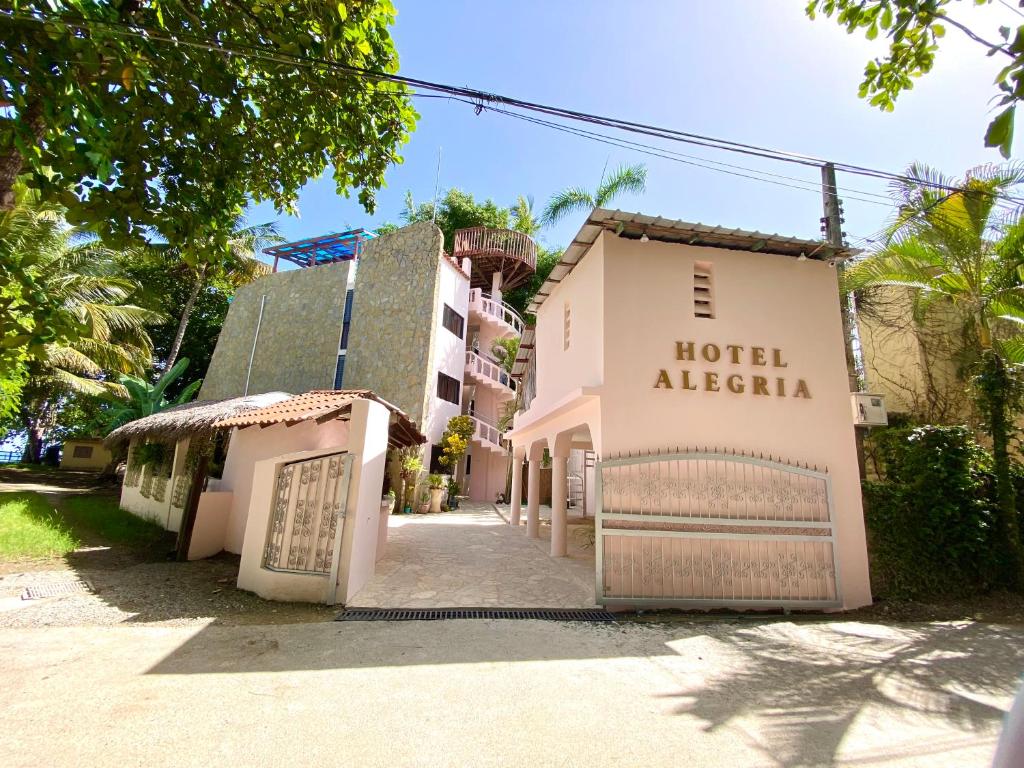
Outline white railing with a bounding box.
[468,414,505,451]
[453,227,537,272]
[468,289,525,337]
[465,350,517,396]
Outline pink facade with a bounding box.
[509,217,872,610]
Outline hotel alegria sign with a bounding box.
[654,341,811,398]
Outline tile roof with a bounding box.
[214,390,426,449]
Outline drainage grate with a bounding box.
[336,608,616,622]
[21,580,91,601]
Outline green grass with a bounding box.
[61,495,166,546]
[0,492,80,560]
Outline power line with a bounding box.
[8,8,1024,208]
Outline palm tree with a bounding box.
[845,162,1024,588]
[158,217,282,372]
[511,195,541,237]
[541,163,647,226]
[1,186,162,460]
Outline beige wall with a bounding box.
[200,260,352,400]
[344,222,445,429]
[598,235,869,608]
[511,231,871,609]
[533,235,605,414]
[60,440,112,471]
[857,286,971,422]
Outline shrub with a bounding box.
[862,425,995,599]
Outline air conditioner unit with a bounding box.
[851,393,887,427]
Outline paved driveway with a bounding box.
[349,505,596,608]
[1,617,1020,767]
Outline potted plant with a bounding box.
[428,474,445,513]
[447,477,461,510]
[398,448,423,514]
[418,490,430,514]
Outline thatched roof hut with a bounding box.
[104,392,293,449]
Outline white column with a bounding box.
[491,270,503,303]
[526,459,540,538]
[550,454,568,557]
[509,454,524,526]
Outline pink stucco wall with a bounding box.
[511,230,871,609]
[215,419,350,554]
[234,399,389,604]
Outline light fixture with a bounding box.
[639,232,650,243]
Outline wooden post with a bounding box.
[175,454,209,562]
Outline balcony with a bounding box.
[453,227,537,292]
[468,289,525,339]
[467,414,507,455]
[465,350,517,401]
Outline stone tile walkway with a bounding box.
[348,504,597,609]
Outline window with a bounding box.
[563,302,571,350]
[334,353,346,389]
[339,289,354,350]
[465,453,472,475]
[429,444,445,474]
[437,371,461,404]
[694,262,714,319]
[442,304,465,339]
[72,445,93,459]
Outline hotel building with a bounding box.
[200,220,535,504]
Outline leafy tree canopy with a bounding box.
[807,0,1024,157]
[0,1,417,251]
[401,188,512,252]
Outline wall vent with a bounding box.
[694,262,714,319]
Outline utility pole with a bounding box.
[821,161,867,478]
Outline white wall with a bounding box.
[422,257,470,446]
[119,437,189,532]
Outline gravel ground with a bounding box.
[0,468,334,627]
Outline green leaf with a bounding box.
[337,2,347,19]
[985,104,1016,159]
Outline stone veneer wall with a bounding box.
[199,261,352,400]
[343,221,445,428]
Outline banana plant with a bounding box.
[98,357,202,434]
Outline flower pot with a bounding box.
[429,487,444,513]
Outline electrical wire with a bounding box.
[8,8,1024,208]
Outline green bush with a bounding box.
[862,425,996,599]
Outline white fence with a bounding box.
[595,451,840,609]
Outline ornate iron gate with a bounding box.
[595,451,841,609]
[263,452,353,583]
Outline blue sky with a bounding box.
[248,0,1023,262]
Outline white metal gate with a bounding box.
[263,452,353,595]
[596,451,841,609]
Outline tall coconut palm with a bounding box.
[0,185,162,460]
[158,217,283,372]
[845,162,1024,588]
[541,163,647,226]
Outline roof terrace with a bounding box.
[266,228,377,271]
